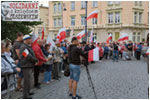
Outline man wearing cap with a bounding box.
[20,35,38,99]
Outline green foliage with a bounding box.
[1,20,42,41]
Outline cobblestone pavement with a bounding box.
[4,58,149,99]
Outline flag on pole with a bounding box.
[118,33,128,42]
[57,27,66,42]
[87,10,98,20]
[31,32,39,47]
[76,30,86,40]
[42,28,44,40]
[106,34,112,44]
[46,34,55,51]
[88,47,99,62]
[22,49,29,57]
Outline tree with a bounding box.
[1,20,42,41]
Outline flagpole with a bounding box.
[85,1,88,42]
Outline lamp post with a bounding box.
[84,1,88,42]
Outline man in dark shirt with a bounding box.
[68,37,86,99]
[11,32,23,91]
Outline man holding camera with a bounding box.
[68,37,86,99]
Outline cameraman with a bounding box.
[68,37,86,99]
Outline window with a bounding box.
[139,13,142,24]
[132,32,136,42]
[54,18,57,27]
[139,1,142,6]
[115,1,120,4]
[108,13,113,24]
[135,1,138,5]
[115,12,120,23]
[58,18,61,26]
[93,33,97,41]
[137,32,141,42]
[58,3,62,12]
[81,16,86,25]
[54,4,57,13]
[71,16,75,26]
[38,29,42,35]
[108,1,113,5]
[92,18,97,24]
[134,12,137,23]
[71,1,75,10]
[92,1,98,7]
[81,1,86,9]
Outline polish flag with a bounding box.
[118,34,128,42]
[106,34,112,44]
[42,28,44,40]
[31,32,39,47]
[22,49,29,57]
[47,34,55,52]
[76,30,86,40]
[88,47,99,62]
[146,48,149,56]
[57,27,66,42]
[87,10,98,20]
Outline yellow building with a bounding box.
[34,5,49,38]
[48,1,149,43]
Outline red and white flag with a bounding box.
[46,34,55,51]
[88,47,99,62]
[76,30,86,40]
[31,32,39,47]
[57,27,66,42]
[146,48,149,56]
[42,28,44,40]
[106,34,112,44]
[87,10,98,20]
[118,34,128,42]
[22,49,29,57]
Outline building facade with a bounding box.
[48,1,149,43]
[34,5,49,38]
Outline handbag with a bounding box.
[64,65,70,77]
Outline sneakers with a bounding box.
[72,95,82,99]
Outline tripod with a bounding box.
[84,63,97,99]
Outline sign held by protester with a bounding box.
[1,2,39,21]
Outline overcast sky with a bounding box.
[39,1,48,7]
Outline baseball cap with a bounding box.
[23,35,31,40]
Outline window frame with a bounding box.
[54,3,57,13]
[92,1,98,7]
[108,1,113,5]
[81,1,86,9]
[81,15,86,25]
[115,12,120,23]
[71,16,75,26]
[71,1,75,10]
[92,18,97,25]
[108,12,113,24]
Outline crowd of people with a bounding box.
[1,32,149,99]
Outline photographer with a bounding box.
[68,37,86,99]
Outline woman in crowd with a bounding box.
[1,41,21,95]
[43,44,53,84]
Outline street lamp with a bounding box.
[84,1,88,42]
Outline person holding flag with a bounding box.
[19,35,38,99]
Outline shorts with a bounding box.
[17,70,24,78]
[69,64,80,82]
[17,62,24,78]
